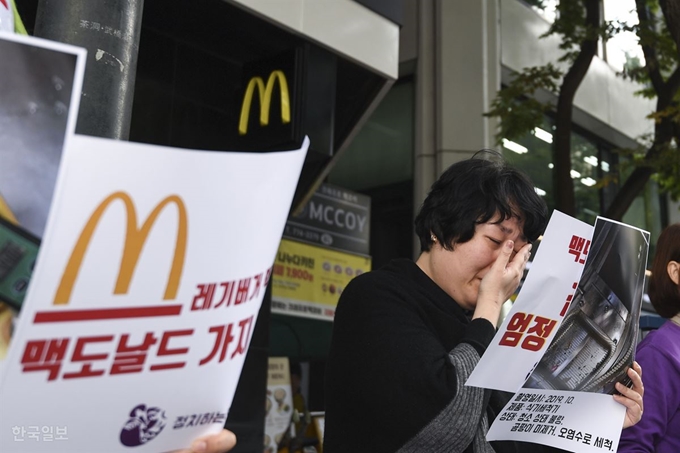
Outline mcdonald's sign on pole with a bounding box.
[0,134,308,453]
[236,48,305,151]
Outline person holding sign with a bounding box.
[323,153,644,453]
[172,429,237,453]
[618,223,680,453]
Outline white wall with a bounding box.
[227,0,400,79]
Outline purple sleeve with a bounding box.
[617,339,680,453]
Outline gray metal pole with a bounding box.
[34,0,144,140]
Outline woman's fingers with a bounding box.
[171,429,237,453]
[614,362,644,429]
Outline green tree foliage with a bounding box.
[487,0,680,220]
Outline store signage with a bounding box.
[284,183,370,255]
[236,49,304,150]
[271,239,371,321]
[238,70,290,136]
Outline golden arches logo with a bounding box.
[238,70,290,135]
[54,191,187,305]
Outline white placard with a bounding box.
[0,1,14,33]
[468,212,649,452]
[466,210,592,391]
[0,134,309,452]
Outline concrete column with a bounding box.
[34,0,144,140]
[412,0,500,257]
[436,0,500,169]
[413,0,438,258]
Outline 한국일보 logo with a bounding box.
[120,404,167,447]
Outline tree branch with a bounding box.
[552,0,600,215]
[636,0,665,93]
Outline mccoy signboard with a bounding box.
[0,134,308,452]
[284,183,370,256]
[271,239,371,321]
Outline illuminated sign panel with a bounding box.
[236,49,304,150]
[271,239,371,321]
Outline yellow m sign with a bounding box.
[54,192,187,305]
[238,70,291,135]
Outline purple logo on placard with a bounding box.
[120,404,167,447]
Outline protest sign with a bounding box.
[0,1,14,33]
[467,211,649,452]
[0,134,309,452]
[467,210,592,391]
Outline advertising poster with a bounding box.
[0,135,308,452]
[0,32,86,367]
[264,357,293,453]
[467,212,649,452]
[271,239,371,321]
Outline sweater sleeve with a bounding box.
[617,339,680,453]
[397,341,494,453]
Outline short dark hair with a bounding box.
[414,152,548,252]
[648,223,680,318]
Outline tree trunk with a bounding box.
[552,0,600,216]
[604,0,680,220]
[604,166,655,219]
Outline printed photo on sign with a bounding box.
[0,32,85,365]
[0,32,85,238]
[524,218,649,394]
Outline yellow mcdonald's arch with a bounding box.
[0,191,18,224]
[238,69,291,135]
[53,191,187,305]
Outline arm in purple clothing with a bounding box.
[618,342,680,452]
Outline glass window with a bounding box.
[502,120,555,209]
[502,118,613,224]
[328,81,414,191]
[620,160,663,246]
[503,117,663,240]
[571,132,600,223]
